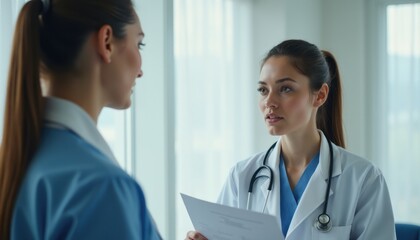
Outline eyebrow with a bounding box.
[139,32,145,37]
[258,78,297,85]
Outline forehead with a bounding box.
[125,13,143,37]
[260,56,307,82]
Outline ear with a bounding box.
[313,83,329,108]
[96,25,114,64]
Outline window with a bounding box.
[98,108,133,173]
[173,0,254,238]
[385,3,420,223]
[369,1,420,224]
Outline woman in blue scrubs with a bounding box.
[0,0,161,239]
[186,40,395,240]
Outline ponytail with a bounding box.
[0,0,44,238]
[262,40,346,148]
[317,50,345,148]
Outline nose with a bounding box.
[137,69,143,78]
[265,93,278,109]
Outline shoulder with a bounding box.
[33,127,125,176]
[22,155,143,209]
[13,129,161,239]
[23,127,143,205]
[336,146,384,183]
[223,150,271,189]
[14,167,156,239]
[229,151,266,176]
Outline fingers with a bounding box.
[185,231,208,240]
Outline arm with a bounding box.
[217,166,239,206]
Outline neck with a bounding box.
[281,126,321,169]
[43,72,103,123]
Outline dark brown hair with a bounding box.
[0,0,136,238]
[262,39,345,148]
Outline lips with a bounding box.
[265,113,282,120]
[265,113,283,124]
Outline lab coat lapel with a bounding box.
[286,168,331,237]
[286,132,342,238]
[259,139,281,215]
[257,179,270,211]
[258,139,284,238]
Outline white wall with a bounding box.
[320,0,367,157]
[284,0,323,45]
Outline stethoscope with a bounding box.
[247,138,334,233]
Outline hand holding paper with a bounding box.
[181,193,282,240]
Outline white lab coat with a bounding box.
[217,131,396,240]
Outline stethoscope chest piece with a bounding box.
[314,213,332,232]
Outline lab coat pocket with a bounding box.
[311,225,352,240]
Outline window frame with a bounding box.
[366,0,420,224]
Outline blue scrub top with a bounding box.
[11,98,161,240]
[280,152,320,237]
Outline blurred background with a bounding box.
[1,0,419,239]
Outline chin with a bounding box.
[106,99,132,110]
[118,101,132,109]
[267,126,287,136]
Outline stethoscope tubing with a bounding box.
[247,138,334,232]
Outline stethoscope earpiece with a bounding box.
[314,213,332,232]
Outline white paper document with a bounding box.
[181,193,282,240]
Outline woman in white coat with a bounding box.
[187,40,396,240]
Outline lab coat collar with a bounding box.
[318,130,342,180]
[263,131,342,179]
[43,97,119,165]
[286,131,342,238]
[261,131,342,239]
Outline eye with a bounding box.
[138,42,146,50]
[257,87,268,95]
[280,86,293,93]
